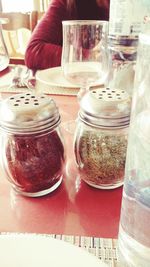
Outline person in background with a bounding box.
[25,0,110,70]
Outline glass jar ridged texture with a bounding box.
[74,88,131,189]
[75,121,128,189]
[0,93,65,197]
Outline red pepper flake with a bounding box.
[5,130,65,193]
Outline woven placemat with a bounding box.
[0,84,79,96]
[0,84,104,96]
[1,232,118,266]
[51,234,119,267]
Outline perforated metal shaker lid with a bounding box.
[0,93,60,133]
[79,87,131,127]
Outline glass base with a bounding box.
[118,226,150,267]
[84,179,123,189]
[77,88,87,101]
[12,176,63,197]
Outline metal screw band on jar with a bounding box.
[79,87,131,128]
[0,93,60,134]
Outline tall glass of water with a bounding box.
[117,29,150,267]
[61,20,108,100]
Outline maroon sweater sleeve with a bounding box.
[25,0,72,70]
[25,0,109,70]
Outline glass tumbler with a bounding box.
[0,93,65,197]
[117,30,150,266]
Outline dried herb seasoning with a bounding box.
[75,129,128,187]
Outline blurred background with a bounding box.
[0,0,50,12]
[0,0,51,64]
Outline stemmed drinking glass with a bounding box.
[61,20,108,135]
[61,20,109,100]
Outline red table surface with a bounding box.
[0,81,123,239]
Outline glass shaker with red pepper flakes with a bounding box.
[0,93,65,197]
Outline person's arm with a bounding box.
[25,0,70,70]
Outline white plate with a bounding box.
[0,233,108,267]
[36,66,79,89]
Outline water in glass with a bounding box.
[61,20,109,100]
[117,29,150,267]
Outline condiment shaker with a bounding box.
[0,93,65,197]
[74,87,131,189]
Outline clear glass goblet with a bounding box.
[61,20,109,100]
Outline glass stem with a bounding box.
[77,86,89,102]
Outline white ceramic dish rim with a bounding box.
[0,233,108,267]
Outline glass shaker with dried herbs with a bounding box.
[0,93,65,197]
[74,87,131,189]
